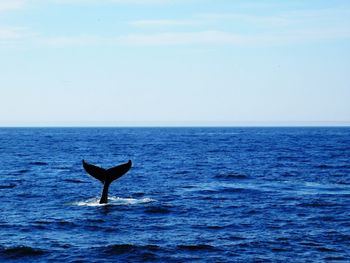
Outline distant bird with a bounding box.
[82,160,132,204]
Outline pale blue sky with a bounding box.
[1,0,349,126]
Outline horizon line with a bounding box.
[1,121,350,128]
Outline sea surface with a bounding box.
[0,127,349,262]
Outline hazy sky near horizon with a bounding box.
[1,0,349,126]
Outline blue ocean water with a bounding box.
[0,127,349,262]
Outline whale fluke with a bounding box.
[82,160,132,204]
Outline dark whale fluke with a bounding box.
[82,160,132,204]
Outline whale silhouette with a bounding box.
[82,160,132,204]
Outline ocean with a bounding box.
[0,127,349,262]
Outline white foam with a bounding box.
[73,197,155,207]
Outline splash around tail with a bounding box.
[73,196,154,207]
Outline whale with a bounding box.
[82,160,132,204]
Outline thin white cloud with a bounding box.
[130,19,199,28]
[0,26,32,41]
[0,0,25,12]
[2,18,349,47]
[1,5,349,47]
[33,26,350,48]
[34,31,246,47]
[38,35,101,46]
[51,0,174,5]
[117,28,350,47]
[198,7,350,29]
[198,13,292,28]
[118,31,246,46]
[110,0,172,3]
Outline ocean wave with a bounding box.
[324,256,348,261]
[0,246,46,258]
[17,169,30,174]
[103,244,160,255]
[215,173,249,179]
[29,161,48,166]
[0,183,16,189]
[32,219,79,230]
[144,205,171,214]
[315,164,350,169]
[73,197,155,207]
[298,201,338,208]
[177,244,218,251]
[63,179,89,184]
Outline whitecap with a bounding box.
[72,197,155,207]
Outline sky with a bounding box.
[0,0,349,126]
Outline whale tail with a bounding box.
[82,160,132,204]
